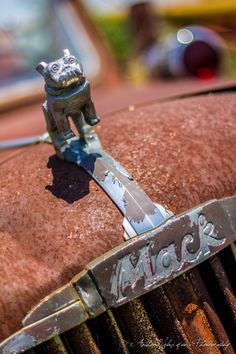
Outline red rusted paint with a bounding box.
[1,92,236,343]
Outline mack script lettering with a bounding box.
[111,214,225,303]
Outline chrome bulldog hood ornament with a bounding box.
[37,49,173,238]
[36,48,100,158]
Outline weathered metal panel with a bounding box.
[24,285,79,326]
[0,302,88,354]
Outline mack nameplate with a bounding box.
[86,195,236,306]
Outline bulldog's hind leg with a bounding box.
[82,99,100,126]
[71,112,94,140]
[53,111,75,143]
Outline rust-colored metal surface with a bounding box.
[1,79,236,141]
[164,274,221,354]
[144,287,194,354]
[0,79,236,165]
[62,323,101,354]
[113,299,166,354]
[0,91,236,351]
[209,256,236,324]
[0,195,235,353]
[189,268,234,354]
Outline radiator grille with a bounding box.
[26,244,236,354]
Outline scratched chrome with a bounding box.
[0,132,52,151]
[1,195,235,354]
[0,302,88,354]
[61,134,173,236]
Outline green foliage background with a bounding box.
[93,13,236,78]
[94,15,132,66]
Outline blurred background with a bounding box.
[87,0,236,82]
[1,0,236,137]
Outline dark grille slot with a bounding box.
[62,323,101,354]
[189,269,234,354]
[143,287,194,354]
[164,274,221,354]
[209,256,236,323]
[86,310,130,354]
[113,298,166,354]
[198,253,236,349]
[218,244,236,293]
[35,336,69,354]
